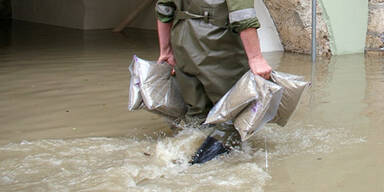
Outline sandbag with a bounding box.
[205,71,284,141]
[128,57,143,111]
[269,71,310,126]
[127,56,186,118]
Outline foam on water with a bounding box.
[0,122,364,192]
[0,128,269,191]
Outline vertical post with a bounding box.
[312,0,317,63]
[264,136,268,170]
[310,0,317,111]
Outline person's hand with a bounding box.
[248,57,272,80]
[158,50,176,75]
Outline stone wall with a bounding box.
[366,0,384,53]
[263,0,332,56]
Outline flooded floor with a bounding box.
[0,21,383,192]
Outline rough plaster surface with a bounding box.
[366,0,384,52]
[263,0,332,56]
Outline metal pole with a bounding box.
[312,0,317,63]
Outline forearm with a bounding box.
[239,28,272,79]
[157,20,173,55]
[157,20,176,69]
[239,28,263,61]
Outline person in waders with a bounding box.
[156,0,272,164]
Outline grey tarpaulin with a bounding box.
[128,56,186,118]
[269,71,310,126]
[205,70,310,141]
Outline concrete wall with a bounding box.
[109,0,283,52]
[10,0,282,52]
[320,0,369,55]
[12,0,85,29]
[10,0,374,55]
[0,0,12,19]
[11,0,156,30]
[82,0,156,30]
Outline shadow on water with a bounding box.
[0,19,12,47]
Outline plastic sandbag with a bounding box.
[128,58,143,111]
[269,71,310,126]
[205,71,284,141]
[128,55,186,118]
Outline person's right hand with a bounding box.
[248,56,272,80]
[158,50,176,75]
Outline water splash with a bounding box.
[0,128,271,192]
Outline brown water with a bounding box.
[0,21,383,192]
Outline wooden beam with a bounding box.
[113,0,154,32]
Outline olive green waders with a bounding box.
[169,0,249,163]
[171,0,249,116]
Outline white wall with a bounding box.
[320,0,368,54]
[254,0,284,52]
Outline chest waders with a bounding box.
[171,0,249,117]
[169,0,248,164]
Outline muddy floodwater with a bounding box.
[0,21,383,192]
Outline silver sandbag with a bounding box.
[205,71,284,141]
[127,56,186,118]
[269,71,310,126]
[128,57,143,111]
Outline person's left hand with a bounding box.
[248,57,272,80]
